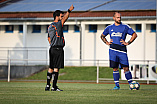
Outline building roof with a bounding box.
[0,0,156,20]
[93,0,156,11]
[0,0,156,12]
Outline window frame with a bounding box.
[89,25,97,33]
[19,25,23,33]
[46,25,49,33]
[135,24,141,32]
[63,25,68,33]
[74,25,80,32]
[32,25,41,33]
[5,25,14,33]
[151,24,156,32]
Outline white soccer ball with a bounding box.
[129,81,140,90]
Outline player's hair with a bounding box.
[113,11,121,17]
[53,10,64,20]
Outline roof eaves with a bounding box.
[0,16,155,21]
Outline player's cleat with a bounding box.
[112,86,120,90]
[51,86,63,91]
[45,84,51,91]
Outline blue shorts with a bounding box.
[109,49,129,68]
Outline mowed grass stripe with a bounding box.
[0,82,157,104]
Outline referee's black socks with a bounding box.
[47,71,52,86]
[52,72,59,88]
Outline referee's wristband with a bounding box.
[68,9,71,13]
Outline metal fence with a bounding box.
[0,47,157,83]
[1,47,156,66]
[0,47,48,65]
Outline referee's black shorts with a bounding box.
[49,46,64,69]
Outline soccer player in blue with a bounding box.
[100,12,137,90]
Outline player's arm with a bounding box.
[120,32,137,45]
[48,33,51,44]
[61,4,74,26]
[100,33,113,45]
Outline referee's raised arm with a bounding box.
[61,4,74,25]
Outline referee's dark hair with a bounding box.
[53,10,64,20]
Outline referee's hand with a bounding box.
[69,4,74,11]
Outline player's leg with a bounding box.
[45,48,54,91]
[113,67,120,90]
[109,50,120,90]
[51,47,64,91]
[45,68,53,91]
[119,53,132,84]
[52,68,59,89]
[123,67,132,84]
[51,68,63,91]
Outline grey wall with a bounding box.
[0,65,48,79]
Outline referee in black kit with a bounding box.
[45,5,74,91]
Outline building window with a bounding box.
[89,25,97,33]
[74,25,79,32]
[151,24,156,32]
[19,25,23,33]
[5,25,13,33]
[46,25,49,33]
[63,25,68,32]
[136,24,141,32]
[32,25,41,33]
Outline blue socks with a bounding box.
[125,71,132,84]
[113,70,132,87]
[113,71,120,87]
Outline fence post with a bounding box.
[147,60,149,84]
[96,60,99,83]
[8,50,10,82]
[46,48,48,65]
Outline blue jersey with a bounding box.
[102,22,135,68]
[103,23,135,46]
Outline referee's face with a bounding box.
[113,13,121,24]
[59,13,64,21]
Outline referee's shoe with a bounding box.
[45,84,51,91]
[51,86,63,91]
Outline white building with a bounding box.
[0,0,156,66]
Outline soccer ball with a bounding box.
[129,81,140,90]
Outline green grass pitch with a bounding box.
[0,82,157,104]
